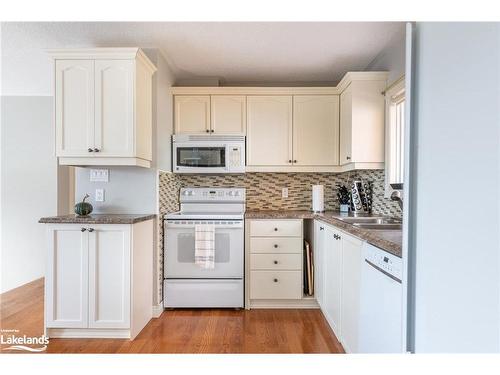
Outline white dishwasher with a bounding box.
[358,243,404,353]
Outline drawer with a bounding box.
[249,220,302,237]
[250,271,302,300]
[249,237,303,254]
[250,253,302,270]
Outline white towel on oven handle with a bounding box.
[194,223,215,269]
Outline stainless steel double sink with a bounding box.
[336,216,402,230]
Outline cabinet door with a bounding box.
[211,95,246,134]
[341,234,363,353]
[323,226,342,337]
[88,225,131,329]
[174,96,211,134]
[45,225,89,328]
[94,60,135,156]
[247,96,292,166]
[314,221,326,308]
[293,96,339,166]
[339,86,353,165]
[55,60,94,157]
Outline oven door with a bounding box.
[173,143,228,173]
[164,219,244,278]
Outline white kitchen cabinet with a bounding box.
[340,232,364,353]
[50,48,156,168]
[44,219,153,339]
[314,221,326,309]
[293,95,339,166]
[45,225,89,328]
[88,225,131,329]
[174,95,211,134]
[211,95,246,134]
[247,96,293,167]
[323,225,343,337]
[339,78,387,167]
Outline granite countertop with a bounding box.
[39,214,156,225]
[245,210,402,258]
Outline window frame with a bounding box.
[384,76,406,198]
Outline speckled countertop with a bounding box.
[39,214,156,225]
[245,210,402,258]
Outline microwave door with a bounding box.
[176,145,227,172]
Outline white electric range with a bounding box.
[163,187,246,308]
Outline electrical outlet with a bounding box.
[95,189,105,202]
[90,169,109,182]
[282,187,288,198]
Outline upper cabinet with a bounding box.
[293,95,339,166]
[339,75,387,168]
[171,72,387,172]
[174,95,246,135]
[247,96,292,166]
[50,48,156,168]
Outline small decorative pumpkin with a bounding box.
[74,194,93,217]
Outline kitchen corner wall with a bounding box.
[156,169,401,303]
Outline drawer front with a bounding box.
[249,220,302,237]
[249,237,303,254]
[250,271,302,300]
[250,253,302,270]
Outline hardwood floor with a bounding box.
[0,278,344,354]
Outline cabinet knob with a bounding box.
[293,160,297,163]
[273,278,278,283]
[274,228,278,231]
[210,129,214,133]
[274,244,278,248]
[320,227,324,230]
[288,160,292,163]
[206,129,210,133]
[88,228,94,232]
[346,156,351,160]
[81,228,87,232]
[93,148,100,153]
[88,148,93,152]
[274,260,278,264]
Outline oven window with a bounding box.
[177,233,230,263]
[177,147,226,167]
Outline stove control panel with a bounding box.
[179,188,246,202]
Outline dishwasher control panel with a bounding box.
[364,243,403,281]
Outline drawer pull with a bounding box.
[274,260,278,264]
[81,228,87,232]
[273,278,278,283]
[274,244,278,248]
[274,228,278,231]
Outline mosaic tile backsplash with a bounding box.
[156,169,401,303]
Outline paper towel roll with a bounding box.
[312,185,325,212]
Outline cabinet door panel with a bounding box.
[293,96,339,166]
[323,227,342,337]
[55,60,94,157]
[94,60,134,156]
[211,95,246,134]
[341,234,363,353]
[175,96,210,134]
[340,86,353,165]
[247,96,292,166]
[46,225,88,328]
[88,225,131,329]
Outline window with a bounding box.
[385,76,406,196]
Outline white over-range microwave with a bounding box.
[172,135,246,174]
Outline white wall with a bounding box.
[411,22,500,352]
[365,34,405,85]
[0,96,58,292]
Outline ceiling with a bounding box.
[1,22,405,95]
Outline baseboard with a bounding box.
[249,298,319,309]
[152,302,164,318]
[47,328,130,339]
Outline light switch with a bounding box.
[282,187,288,198]
[95,189,105,202]
[90,169,109,182]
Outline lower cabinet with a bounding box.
[44,220,153,339]
[314,219,364,353]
